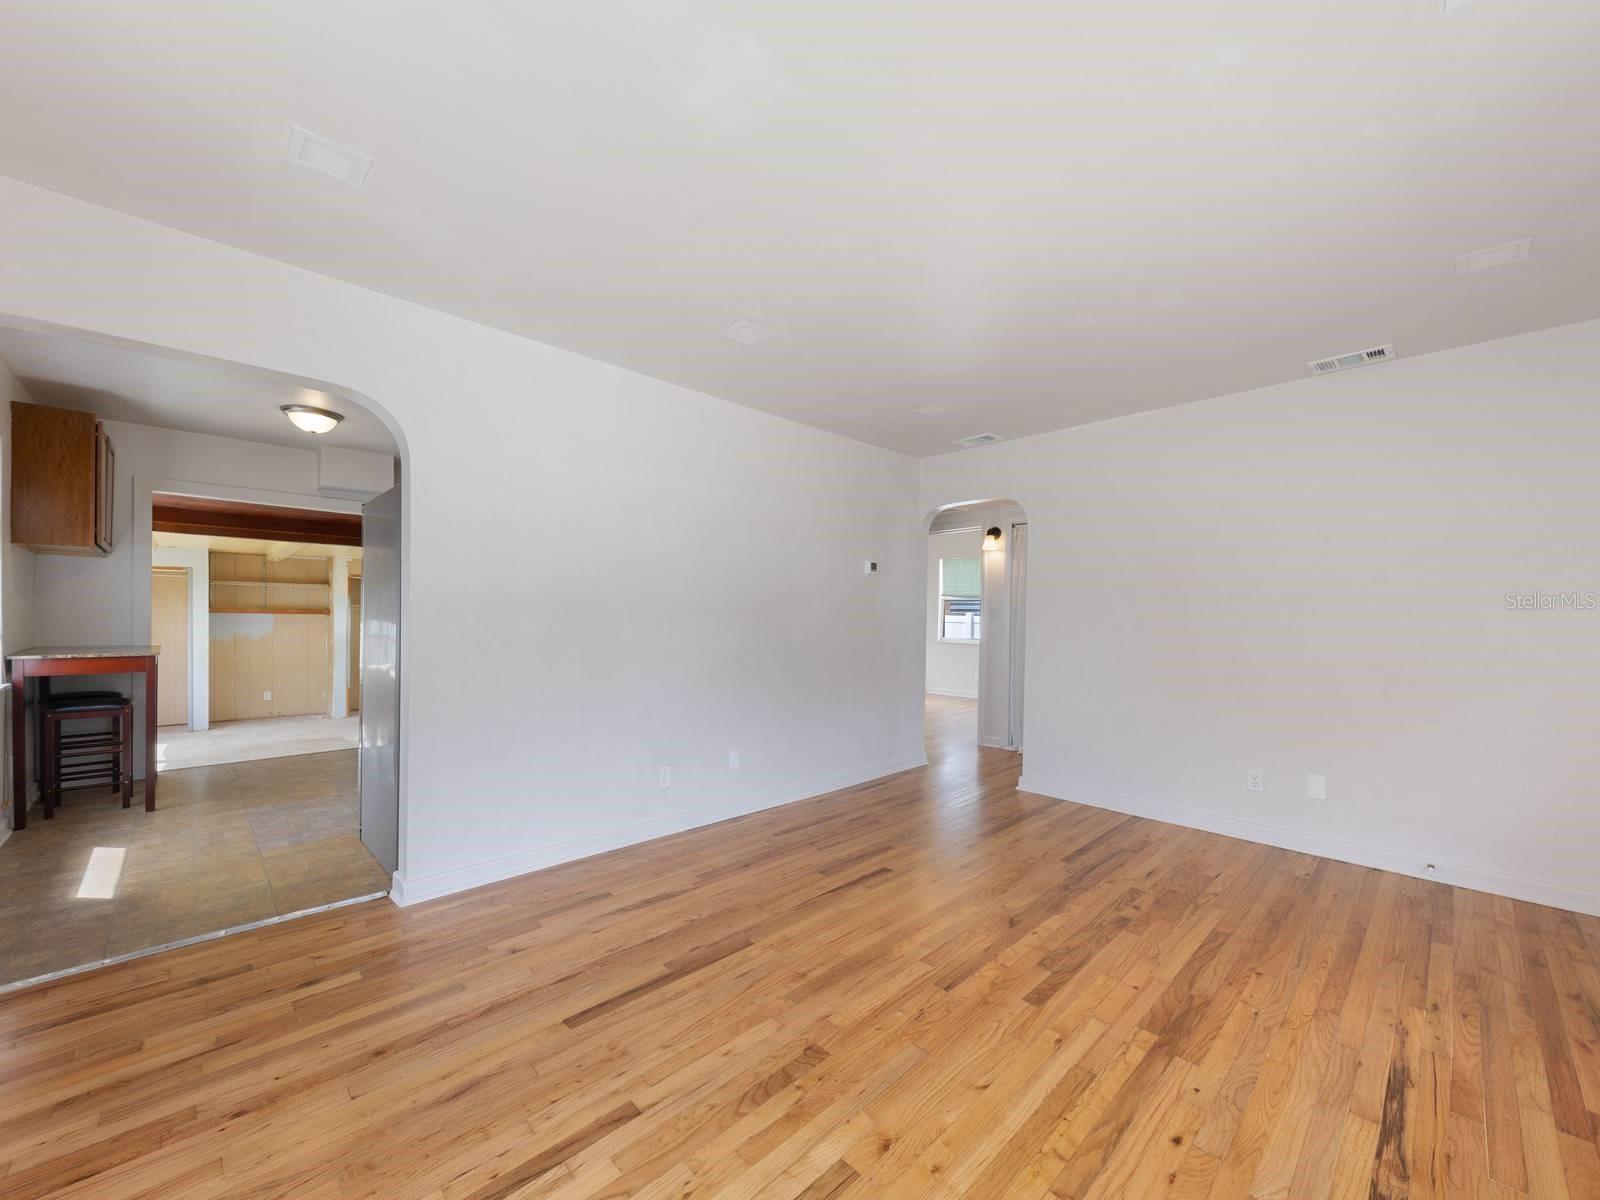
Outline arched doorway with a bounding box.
[921,499,1028,762]
[0,319,406,989]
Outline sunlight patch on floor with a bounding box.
[76,846,127,900]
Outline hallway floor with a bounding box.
[0,750,389,986]
[156,712,359,771]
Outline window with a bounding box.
[939,556,981,641]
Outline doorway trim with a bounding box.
[133,478,362,761]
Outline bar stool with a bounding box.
[41,694,135,817]
[34,690,125,790]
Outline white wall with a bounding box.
[925,528,980,699]
[0,176,927,903]
[1,358,38,834]
[329,554,352,720]
[922,317,1600,916]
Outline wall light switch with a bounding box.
[1306,773,1327,801]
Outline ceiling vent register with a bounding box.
[1308,344,1394,376]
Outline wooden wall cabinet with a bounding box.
[9,402,115,555]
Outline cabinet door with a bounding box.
[94,424,114,554]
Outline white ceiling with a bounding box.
[0,325,397,454]
[1,0,1596,457]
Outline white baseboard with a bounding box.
[925,687,978,700]
[1018,774,1600,919]
[390,752,929,908]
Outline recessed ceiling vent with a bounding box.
[1308,344,1395,376]
[287,127,372,188]
[953,432,1003,447]
[1456,237,1532,275]
[719,321,772,346]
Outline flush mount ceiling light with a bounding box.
[281,404,345,434]
[287,126,372,188]
[911,402,952,415]
[1456,237,1533,275]
[719,321,772,346]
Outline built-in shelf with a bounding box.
[209,550,332,616]
[211,606,332,616]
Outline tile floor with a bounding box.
[0,750,390,986]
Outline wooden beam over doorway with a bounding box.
[152,494,362,547]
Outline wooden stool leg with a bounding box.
[121,705,134,808]
[42,715,57,820]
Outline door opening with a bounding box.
[923,500,1028,760]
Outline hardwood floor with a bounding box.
[1,694,1598,1198]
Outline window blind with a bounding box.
[940,556,980,599]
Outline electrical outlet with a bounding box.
[1246,769,1264,793]
[262,690,272,702]
[1305,773,1327,800]
[728,750,740,770]
[658,766,671,788]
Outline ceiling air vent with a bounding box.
[953,433,1003,448]
[1308,344,1395,376]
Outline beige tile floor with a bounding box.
[0,750,390,986]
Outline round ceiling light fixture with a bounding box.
[280,404,345,434]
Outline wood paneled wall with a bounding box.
[210,614,331,722]
[208,553,333,723]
